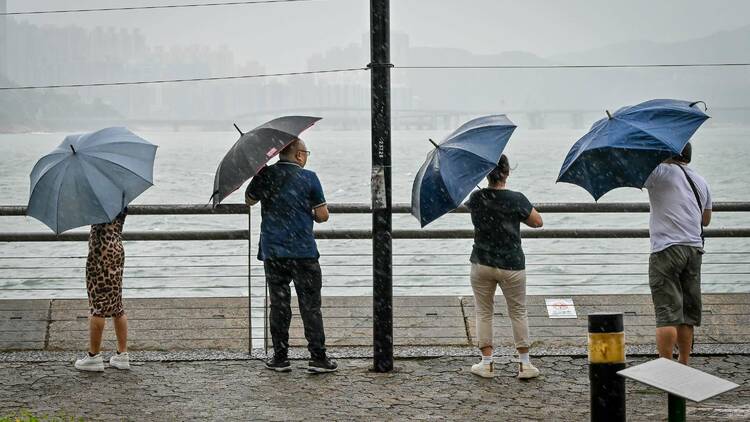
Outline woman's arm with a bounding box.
[523,208,543,228]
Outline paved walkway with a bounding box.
[1,354,748,421]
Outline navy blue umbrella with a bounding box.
[557,99,709,200]
[411,115,517,227]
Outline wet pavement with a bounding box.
[1,353,748,421]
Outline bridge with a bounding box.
[33,106,750,132]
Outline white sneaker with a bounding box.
[470,361,495,378]
[109,352,131,370]
[75,354,104,372]
[517,362,540,379]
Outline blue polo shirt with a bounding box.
[245,160,326,260]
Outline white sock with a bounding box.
[519,353,530,365]
[481,355,493,365]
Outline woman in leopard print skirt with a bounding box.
[74,209,131,372]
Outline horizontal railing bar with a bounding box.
[3,271,747,280]
[2,262,746,270]
[3,261,749,270]
[2,202,749,216]
[3,281,746,290]
[2,228,750,242]
[2,252,750,259]
[0,254,249,259]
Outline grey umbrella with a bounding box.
[27,127,157,234]
[211,115,321,206]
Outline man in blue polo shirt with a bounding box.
[246,138,337,373]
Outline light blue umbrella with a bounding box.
[411,115,517,227]
[27,127,157,234]
[557,99,709,200]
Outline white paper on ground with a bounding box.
[618,358,740,402]
[545,298,577,318]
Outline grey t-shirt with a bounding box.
[644,163,712,253]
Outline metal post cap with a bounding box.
[588,312,624,333]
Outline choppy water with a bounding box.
[1,127,749,298]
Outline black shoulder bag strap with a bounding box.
[677,165,705,247]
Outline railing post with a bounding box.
[370,0,394,372]
[264,280,269,355]
[247,205,253,355]
[588,313,626,421]
[668,394,686,422]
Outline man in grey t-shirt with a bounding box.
[643,143,712,365]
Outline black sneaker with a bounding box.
[265,356,291,372]
[307,357,338,374]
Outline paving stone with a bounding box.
[0,355,747,421]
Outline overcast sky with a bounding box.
[7,0,750,69]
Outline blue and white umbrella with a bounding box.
[27,127,157,234]
[411,115,517,227]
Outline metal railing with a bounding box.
[1,202,749,351]
[1,202,749,241]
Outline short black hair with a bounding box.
[487,154,510,184]
[677,142,692,163]
[279,139,301,159]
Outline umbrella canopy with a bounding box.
[211,115,321,206]
[557,99,709,200]
[27,127,157,234]
[411,115,517,227]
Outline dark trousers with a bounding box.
[264,258,326,360]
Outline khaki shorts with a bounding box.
[648,245,703,327]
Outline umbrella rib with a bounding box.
[29,153,71,194]
[28,160,69,233]
[613,118,695,154]
[435,151,474,208]
[77,158,116,215]
[53,160,76,234]
[82,154,155,187]
[77,140,157,152]
[438,144,499,164]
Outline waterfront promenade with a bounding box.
[2,294,749,420]
[1,354,748,420]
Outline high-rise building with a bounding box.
[0,0,6,79]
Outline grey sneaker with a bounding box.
[109,352,130,370]
[75,354,104,372]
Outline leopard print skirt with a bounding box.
[86,211,126,318]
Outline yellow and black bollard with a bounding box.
[588,312,626,422]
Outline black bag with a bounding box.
[677,165,705,247]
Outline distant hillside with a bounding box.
[0,74,121,133]
[551,24,750,65]
[395,26,750,114]
[306,27,749,125]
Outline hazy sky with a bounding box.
[7,0,750,69]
